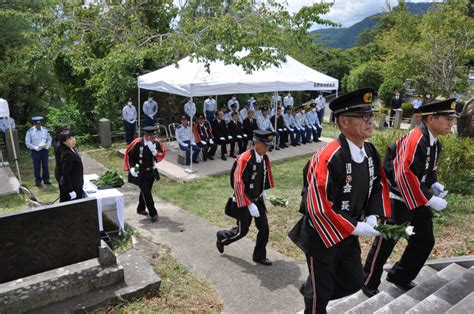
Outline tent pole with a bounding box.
[274,91,278,150]
[137,85,141,136]
[184,96,197,174]
[9,127,21,183]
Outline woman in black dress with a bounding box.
[59,130,84,202]
[54,124,69,200]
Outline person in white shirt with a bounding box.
[176,115,201,165]
[248,95,256,111]
[203,96,217,122]
[283,107,300,146]
[306,103,322,142]
[284,92,294,108]
[0,116,15,145]
[413,96,422,113]
[239,102,250,122]
[143,94,158,127]
[294,105,312,144]
[257,106,279,150]
[227,95,240,111]
[122,98,137,144]
[271,92,282,109]
[25,116,52,186]
[184,98,196,121]
[315,93,326,124]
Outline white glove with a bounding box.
[278,128,283,132]
[34,146,41,151]
[220,137,225,141]
[201,140,207,145]
[290,128,294,132]
[181,143,189,147]
[248,203,260,218]
[426,196,447,211]
[260,191,267,200]
[130,168,139,177]
[69,191,77,200]
[243,134,248,138]
[228,135,233,140]
[237,135,242,139]
[147,142,157,155]
[364,215,378,228]
[431,182,445,196]
[312,126,317,130]
[351,222,380,237]
[209,139,214,144]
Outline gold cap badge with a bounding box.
[363,92,373,103]
[451,101,456,109]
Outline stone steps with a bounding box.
[326,256,474,314]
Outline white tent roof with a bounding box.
[138,55,338,97]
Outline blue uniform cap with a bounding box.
[32,116,44,122]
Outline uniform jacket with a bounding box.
[60,148,84,194]
[25,126,52,151]
[390,96,403,109]
[257,115,275,131]
[233,149,275,208]
[211,119,229,139]
[270,115,286,131]
[385,123,440,210]
[124,138,166,184]
[227,120,244,138]
[193,123,213,142]
[242,118,258,138]
[290,134,391,250]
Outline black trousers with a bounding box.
[215,137,233,156]
[230,136,249,155]
[217,198,269,260]
[137,171,158,217]
[197,142,217,160]
[277,129,288,147]
[363,199,435,289]
[303,235,363,314]
[124,121,135,144]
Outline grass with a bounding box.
[106,243,223,312]
[88,139,473,264]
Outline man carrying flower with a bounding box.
[363,99,458,297]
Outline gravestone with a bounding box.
[0,198,100,284]
[5,128,20,161]
[394,108,403,129]
[99,118,111,148]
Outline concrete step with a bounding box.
[445,292,474,314]
[343,265,438,314]
[374,263,466,314]
[0,259,124,313]
[406,266,474,313]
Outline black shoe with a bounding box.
[221,156,227,161]
[296,143,301,146]
[291,144,297,147]
[315,139,321,143]
[386,276,417,291]
[253,258,272,266]
[299,283,305,296]
[151,214,158,222]
[208,156,214,160]
[229,154,235,158]
[216,239,224,253]
[137,210,148,216]
[193,160,199,164]
[35,182,42,187]
[44,181,52,185]
[362,285,379,297]
[275,146,280,150]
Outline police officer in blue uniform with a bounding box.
[25,116,52,186]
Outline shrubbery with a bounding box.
[370,130,474,195]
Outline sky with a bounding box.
[284,0,443,29]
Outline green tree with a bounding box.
[344,61,383,91]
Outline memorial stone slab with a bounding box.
[0,198,100,283]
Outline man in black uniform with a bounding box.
[270,106,289,149]
[227,111,248,155]
[362,99,456,297]
[124,126,166,222]
[389,90,403,127]
[242,109,258,140]
[288,88,391,314]
[211,110,233,160]
[194,114,216,161]
[216,130,275,266]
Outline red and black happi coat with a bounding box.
[303,134,391,248]
[385,123,441,210]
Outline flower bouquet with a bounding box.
[269,197,289,207]
[375,223,415,241]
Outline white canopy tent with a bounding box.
[0,98,21,183]
[137,53,338,171]
[138,54,338,97]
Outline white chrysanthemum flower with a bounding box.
[405,226,415,236]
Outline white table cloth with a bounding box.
[83,174,125,234]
